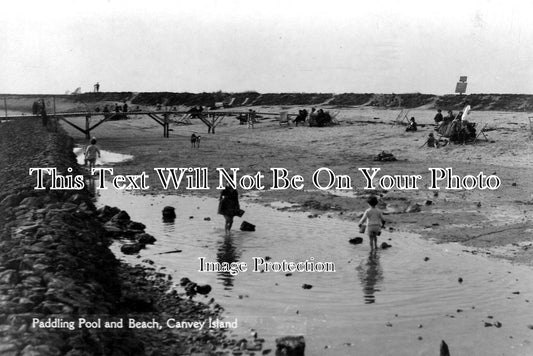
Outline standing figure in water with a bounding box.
[218,185,241,236]
[358,196,386,250]
[84,137,101,171]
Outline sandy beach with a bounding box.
[62,106,533,266]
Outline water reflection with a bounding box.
[216,235,242,290]
[357,249,383,304]
[86,175,97,198]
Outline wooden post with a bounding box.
[163,113,169,138]
[85,115,90,139]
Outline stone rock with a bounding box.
[275,336,305,356]
[162,206,176,220]
[136,233,156,244]
[301,284,313,290]
[196,284,212,295]
[21,344,61,356]
[120,292,153,312]
[0,343,18,356]
[405,203,421,213]
[180,277,191,287]
[112,210,131,225]
[128,221,146,231]
[4,258,21,270]
[0,270,19,285]
[349,237,363,245]
[425,200,433,206]
[103,222,122,237]
[97,205,121,222]
[381,242,392,249]
[20,196,43,209]
[0,193,23,207]
[240,221,255,231]
[121,243,144,255]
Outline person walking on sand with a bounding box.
[358,196,386,250]
[218,185,241,236]
[84,138,101,171]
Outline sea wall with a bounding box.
[0,119,226,355]
[0,119,147,355]
[4,92,533,112]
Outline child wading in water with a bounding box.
[358,196,386,249]
[84,138,101,171]
[218,185,241,236]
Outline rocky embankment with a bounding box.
[0,119,229,355]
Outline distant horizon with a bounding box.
[2,91,533,97]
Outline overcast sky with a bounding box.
[1,0,532,95]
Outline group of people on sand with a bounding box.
[292,107,334,127]
[409,105,477,147]
[433,106,476,144]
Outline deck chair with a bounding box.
[393,109,410,127]
[474,123,489,142]
[330,110,341,125]
[172,113,192,125]
[279,111,290,127]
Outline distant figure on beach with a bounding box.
[405,117,418,132]
[157,103,162,111]
[434,109,443,125]
[94,82,100,93]
[315,109,332,127]
[308,108,317,127]
[247,109,255,129]
[358,196,386,250]
[123,102,128,112]
[39,99,48,128]
[114,103,121,113]
[84,138,101,171]
[94,106,100,113]
[444,110,454,123]
[218,185,241,236]
[190,133,201,148]
[293,109,308,126]
[424,132,438,148]
[32,100,41,115]
[189,106,204,119]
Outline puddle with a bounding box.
[97,189,533,356]
[73,146,133,166]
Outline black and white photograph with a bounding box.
[1,0,533,355]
